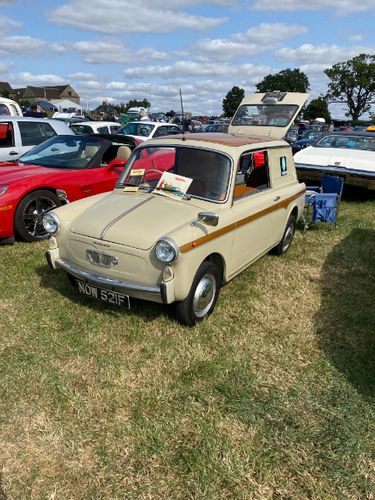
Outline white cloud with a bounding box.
[48,0,226,34]
[0,36,45,56]
[12,72,66,86]
[276,43,375,67]
[73,40,169,64]
[0,14,21,32]
[0,36,67,57]
[193,23,308,60]
[123,60,271,82]
[252,0,375,14]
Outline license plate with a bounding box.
[76,279,130,309]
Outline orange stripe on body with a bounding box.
[180,188,305,254]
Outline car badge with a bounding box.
[86,249,118,268]
[334,161,341,166]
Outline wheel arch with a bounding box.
[203,252,226,285]
[14,186,66,213]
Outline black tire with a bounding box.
[272,214,297,256]
[14,190,61,242]
[175,261,220,326]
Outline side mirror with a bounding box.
[106,158,127,171]
[197,211,219,227]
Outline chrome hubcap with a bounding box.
[282,224,294,252]
[193,274,216,317]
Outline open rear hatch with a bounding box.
[228,91,309,140]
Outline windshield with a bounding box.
[117,145,232,202]
[19,135,110,169]
[316,134,375,151]
[118,122,155,137]
[232,104,298,127]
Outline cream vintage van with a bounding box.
[44,92,308,325]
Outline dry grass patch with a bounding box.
[0,196,374,498]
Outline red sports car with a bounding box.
[0,134,138,244]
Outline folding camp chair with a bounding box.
[304,175,344,228]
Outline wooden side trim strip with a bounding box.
[179,188,305,254]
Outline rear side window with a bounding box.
[97,126,109,134]
[234,150,270,199]
[19,121,57,146]
[0,122,14,147]
[0,104,10,115]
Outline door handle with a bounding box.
[273,196,281,202]
[9,151,18,156]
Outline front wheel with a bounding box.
[272,214,296,256]
[175,261,220,326]
[14,190,61,242]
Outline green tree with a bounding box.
[222,86,245,117]
[324,54,375,123]
[304,97,332,123]
[256,68,310,93]
[125,98,151,111]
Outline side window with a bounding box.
[153,126,168,138]
[0,104,10,116]
[168,126,181,135]
[40,122,57,138]
[0,122,14,147]
[97,126,109,134]
[19,121,56,146]
[234,150,270,200]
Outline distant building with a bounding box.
[11,84,80,105]
[0,81,13,96]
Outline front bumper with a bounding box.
[295,163,375,190]
[46,250,174,304]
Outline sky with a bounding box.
[0,0,374,119]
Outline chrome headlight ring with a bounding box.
[43,211,60,235]
[155,237,179,264]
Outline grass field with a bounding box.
[0,193,374,499]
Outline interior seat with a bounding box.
[116,145,132,162]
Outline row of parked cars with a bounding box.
[1,92,374,325]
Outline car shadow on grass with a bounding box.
[35,264,171,323]
[315,228,375,398]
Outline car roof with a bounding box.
[324,131,375,138]
[71,121,120,126]
[0,116,61,123]
[124,121,176,126]
[141,132,285,152]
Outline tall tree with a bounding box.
[256,68,310,93]
[125,98,151,111]
[324,54,375,123]
[304,97,332,123]
[222,86,245,117]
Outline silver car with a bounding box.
[0,116,74,161]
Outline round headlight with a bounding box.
[155,238,179,263]
[43,212,60,235]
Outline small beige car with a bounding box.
[44,92,307,325]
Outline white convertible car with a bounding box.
[294,132,375,190]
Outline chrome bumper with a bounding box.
[49,254,166,303]
[295,163,375,189]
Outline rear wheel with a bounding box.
[14,190,60,242]
[175,261,220,326]
[272,214,296,256]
